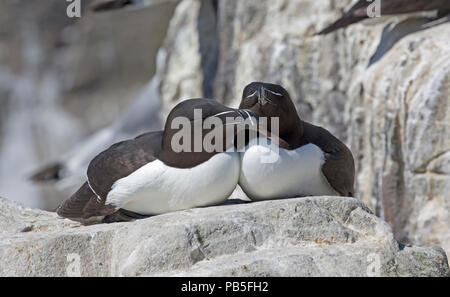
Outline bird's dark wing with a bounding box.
[57,181,116,220]
[301,122,355,197]
[321,147,355,197]
[87,131,163,199]
[318,0,450,35]
[57,131,163,220]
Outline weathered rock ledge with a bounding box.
[0,196,448,276]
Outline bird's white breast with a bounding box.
[239,138,338,201]
[106,152,240,215]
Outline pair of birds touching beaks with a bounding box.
[57,82,355,224]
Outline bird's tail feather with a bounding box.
[57,182,116,221]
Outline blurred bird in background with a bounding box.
[317,0,450,35]
[30,75,162,186]
[90,0,167,12]
[30,0,178,189]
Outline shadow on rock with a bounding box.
[369,15,450,66]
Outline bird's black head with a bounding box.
[161,98,259,164]
[239,82,301,139]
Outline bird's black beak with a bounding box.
[257,86,276,106]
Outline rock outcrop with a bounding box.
[157,0,450,259]
[0,196,448,276]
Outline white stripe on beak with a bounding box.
[266,89,283,97]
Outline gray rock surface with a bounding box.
[0,196,448,276]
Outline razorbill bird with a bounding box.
[57,98,258,223]
[238,82,355,201]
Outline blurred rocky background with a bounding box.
[0,0,177,209]
[0,0,449,262]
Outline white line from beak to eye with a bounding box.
[245,90,258,99]
[266,89,283,97]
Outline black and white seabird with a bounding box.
[237,82,355,201]
[57,99,258,223]
[317,0,450,35]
